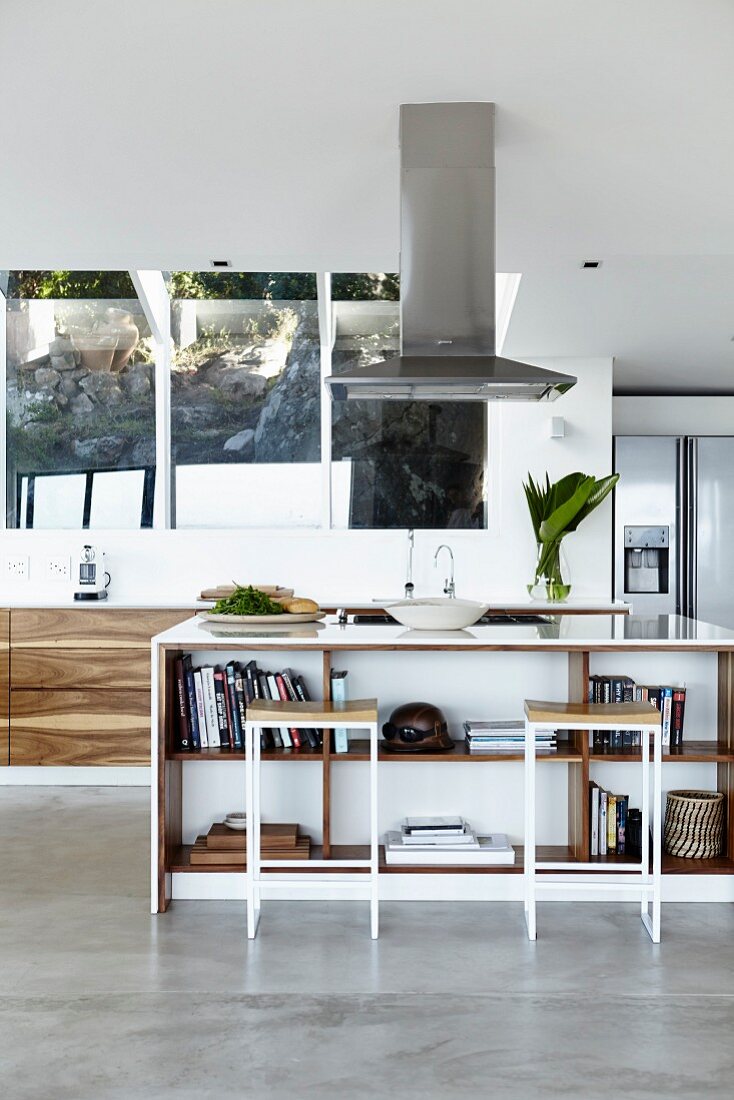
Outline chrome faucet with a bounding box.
[404,528,415,598]
[434,544,456,598]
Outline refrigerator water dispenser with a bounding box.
[624,526,669,594]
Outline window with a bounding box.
[4,271,156,529]
[169,272,321,528]
[330,275,487,528]
[2,269,500,531]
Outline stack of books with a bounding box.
[189,821,311,865]
[463,720,557,754]
[174,656,322,752]
[588,783,630,857]
[589,674,686,748]
[384,816,516,865]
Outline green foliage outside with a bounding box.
[7,270,400,302]
[7,271,137,299]
[7,399,155,474]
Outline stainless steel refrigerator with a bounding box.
[613,436,734,627]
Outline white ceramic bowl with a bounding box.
[383,597,490,631]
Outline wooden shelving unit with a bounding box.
[154,643,734,913]
[589,740,734,763]
[340,739,583,762]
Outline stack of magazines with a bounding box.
[463,720,557,754]
[384,816,516,865]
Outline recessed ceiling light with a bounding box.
[581,260,602,269]
[211,259,231,268]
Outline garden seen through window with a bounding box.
[2,271,488,530]
[4,271,155,529]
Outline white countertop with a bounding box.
[153,613,734,650]
[0,598,196,610]
[320,597,631,612]
[0,595,630,612]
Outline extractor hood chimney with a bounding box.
[325,102,576,402]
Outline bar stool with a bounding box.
[523,699,663,943]
[244,698,379,939]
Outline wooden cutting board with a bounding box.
[190,835,310,864]
[206,822,299,850]
[199,585,294,600]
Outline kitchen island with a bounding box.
[151,613,734,911]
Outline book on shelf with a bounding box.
[590,674,687,749]
[330,670,349,753]
[174,656,191,751]
[273,673,293,747]
[193,669,208,749]
[403,816,466,834]
[183,656,201,751]
[599,789,607,856]
[225,662,244,750]
[213,670,231,748]
[607,793,617,852]
[463,720,557,753]
[401,821,477,846]
[171,658,320,754]
[265,673,286,748]
[287,669,321,749]
[384,831,516,865]
[200,667,220,747]
[616,796,629,853]
[280,669,303,748]
[589,782,600,856]
[589,783,630,858]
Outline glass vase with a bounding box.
[528,539,571,602]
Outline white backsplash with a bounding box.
[0,358,613,605]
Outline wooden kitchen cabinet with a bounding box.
[8,608,191,766]
[0,611,9,766]
[10,688,151,766]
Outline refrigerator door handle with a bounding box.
[686,437,698,621]
[676,437,685,617]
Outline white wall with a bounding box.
[0,358,614,603]
[614,396,734,437]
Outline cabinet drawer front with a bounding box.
[12,648,150,690]
[11,608,192,648]
[10,690,150,766]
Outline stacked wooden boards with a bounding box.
[189,821,310,865]
[8,608,191,766]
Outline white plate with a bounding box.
[198,611,325,625]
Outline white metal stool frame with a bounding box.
[244,702,379,940]
[524,703,663,943]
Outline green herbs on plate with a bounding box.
[212,585,284,617]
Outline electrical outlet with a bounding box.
[5,555,29,580]
[46,555,71,582]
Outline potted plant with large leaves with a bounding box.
[523,471,619,601]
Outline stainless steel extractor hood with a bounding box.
[326,102,576,402]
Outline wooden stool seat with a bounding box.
[246,698,378,725]
[524,699,661,727]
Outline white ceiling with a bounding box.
[2,0,733,392]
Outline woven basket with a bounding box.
[664,790,725,858]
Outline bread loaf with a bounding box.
[282,597,319,614]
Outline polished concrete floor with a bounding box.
[2,787,734,1099]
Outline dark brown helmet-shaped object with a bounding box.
[381,701,454,753]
